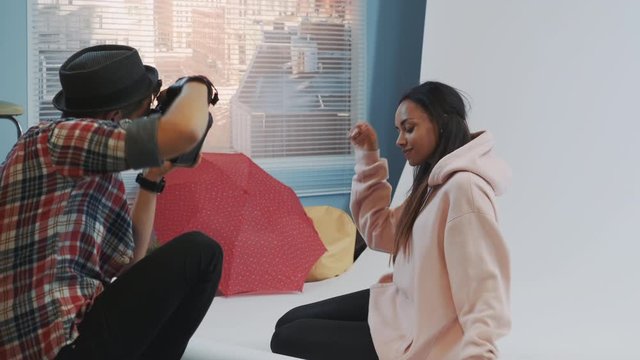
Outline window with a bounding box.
[28,0,366,197]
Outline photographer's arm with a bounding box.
[49,82,211,177]
[119,162,172,275]
[156,82,210,160]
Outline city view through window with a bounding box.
[30,0,365,164]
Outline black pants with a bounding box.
[270,289,379,360]
[56,231,223,360]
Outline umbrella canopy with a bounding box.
[154,152,326,295]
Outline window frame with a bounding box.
[27,0,366,197]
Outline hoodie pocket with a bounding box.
[369,282,415,360]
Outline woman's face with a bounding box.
[395,100,439,166]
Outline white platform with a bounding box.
[185,246,637,360]
[183,248,393,359]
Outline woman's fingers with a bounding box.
[348,122,378,151]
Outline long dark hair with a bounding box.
[393,81,472,262]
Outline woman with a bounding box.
[271,81,511,359]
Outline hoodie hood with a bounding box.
[428,131,511,196]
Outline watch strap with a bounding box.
[135,173,165,193]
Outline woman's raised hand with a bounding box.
[349,122,379,151]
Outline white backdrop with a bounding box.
[421,1,640,359]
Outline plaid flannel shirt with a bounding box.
[0,118,136,359]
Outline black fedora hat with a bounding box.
[53,44,159,113]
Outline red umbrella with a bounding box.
[154,152,326,296]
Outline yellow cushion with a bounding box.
[304,206,356,282]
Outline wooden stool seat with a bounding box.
[0,100,24,139]
[0,100,23,116]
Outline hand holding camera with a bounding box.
[155,75,219,113]
[153,75,218,167]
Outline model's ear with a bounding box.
[105,109,123,122]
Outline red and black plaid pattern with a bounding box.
[0,119,135,359]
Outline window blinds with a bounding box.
[29,0,366,196]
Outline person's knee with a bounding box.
[172,231,223,279]
[271,320,315,357]
[176,231,223,259]
[275,303,314,329]
[270,323,294,355]
[275,309,298,329]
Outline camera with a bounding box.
[150,76,216,167]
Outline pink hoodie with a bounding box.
[351,131,511,360]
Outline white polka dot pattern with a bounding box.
[155,152,327,296]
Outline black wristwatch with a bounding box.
[135,173,166,194]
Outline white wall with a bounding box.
[421,1,640,359]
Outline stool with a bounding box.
[0,100,24,140]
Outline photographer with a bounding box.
[0,45,222,360]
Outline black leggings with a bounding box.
[271,289,379,360]
[55,231,223,360]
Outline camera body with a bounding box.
[151,79,214,167]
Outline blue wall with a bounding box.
[0,0,427,210]
[304,0,427,209]
[365,0,426,195]
[0,0,28,159]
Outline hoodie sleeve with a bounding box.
[349,149,404,253]
[443,210,511,359]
